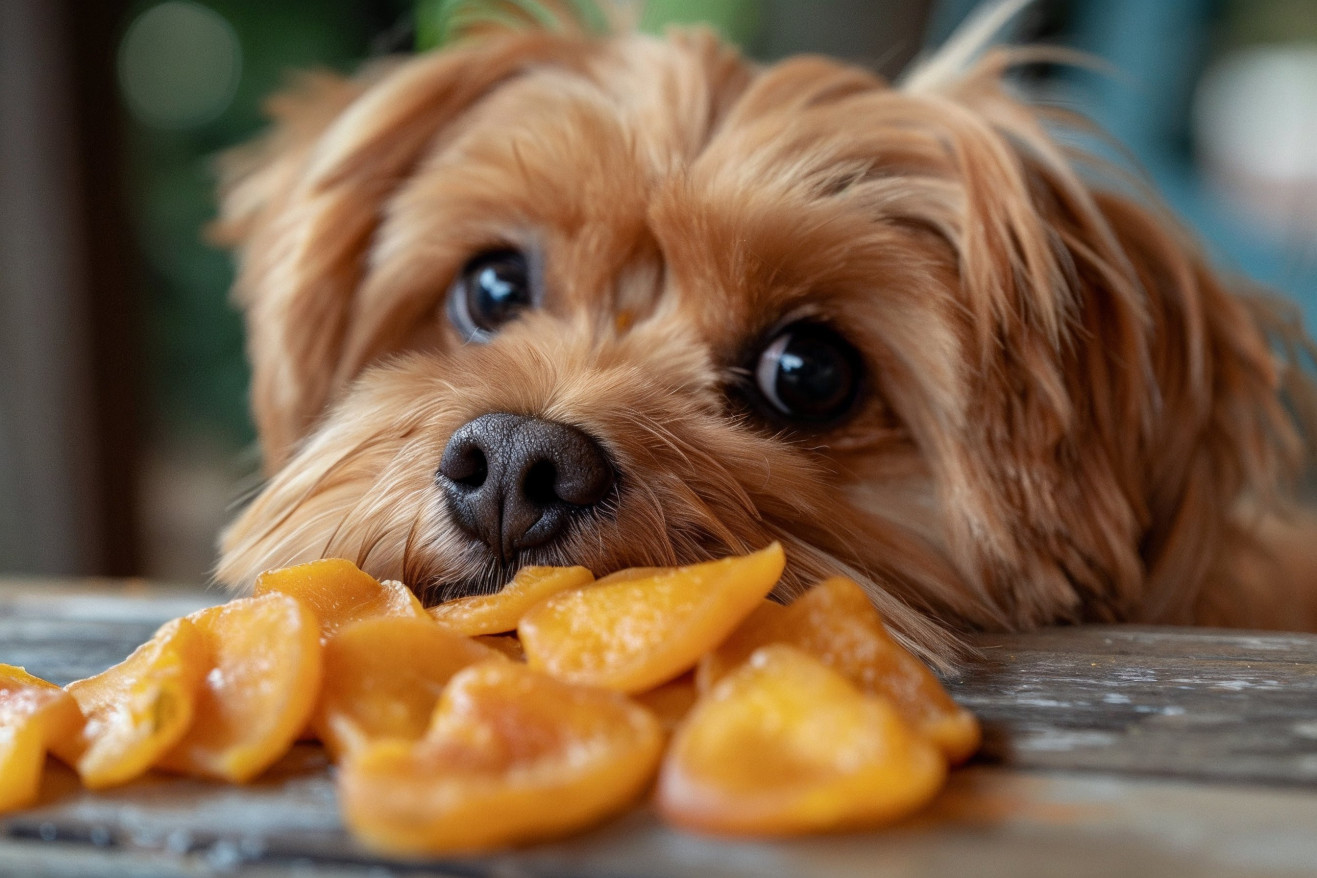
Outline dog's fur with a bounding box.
[213,2,1317,662]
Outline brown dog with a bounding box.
[212,2,1317,661]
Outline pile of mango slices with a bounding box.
[0,543,980,854]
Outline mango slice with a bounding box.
[632,673,699,735]
[692,598,788,689]
[0,666,83,811]
[658,644,946,836]
[158,593,322,783]
[429,566,594,635]
[697,576,980,764]
[339,659,663,854]
[313,616,502,757]
[594,567,665,584]
[51,618,207,789]
[474,634,525,661]
[518,543,786,693]
[254,558,426,638]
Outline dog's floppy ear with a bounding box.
[898,42,1304,626]
[214,33,584,472]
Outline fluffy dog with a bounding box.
[213,1,1317,661]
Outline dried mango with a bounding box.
[51,618,207,789]
[339,659,663,854]
[313,616,502,757]
[658,644,946,835]
[0,666,83,812]
[631,673,700,735]
[428,565,594,635]
[8,547,979,850]
[698,576,980,764]
[254,558,426,638]
[474,634,525,661]
[158,593,322,783]
[518,543,785,693]
[692,597,788,687]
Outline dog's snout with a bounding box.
[438,413,615,561]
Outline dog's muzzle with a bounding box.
[437,413,616,563]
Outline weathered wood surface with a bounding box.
[3,578,1317,877]
[954,627,1317,785]
[0,579,219,685]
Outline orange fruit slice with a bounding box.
[473,634,525,661]
[594,567,666,583]
[692,597,787,690]
[51,618,207,789]
[632,673,699,735]
[158,593,322,782]
[313,616,502,757]
[518,543,785,693]
[339,659,663,854]
[658,644,947,835]
[254,558,426,638]
[428,566,594,635]
[697,576,980,764]
[0,665,83,811]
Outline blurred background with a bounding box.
[2,0,1315,585]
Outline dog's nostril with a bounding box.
[521,459,559,507]
[437,440,489,490]
[455,451,487,489]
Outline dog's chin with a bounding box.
[410,535,644,606]
[411,551,562,606]
[409,511,634,605]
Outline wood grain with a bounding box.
[952,626,1317,785]
[0,578,217,685]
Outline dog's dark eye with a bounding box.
[448,249,532,341]
[754,322,863,424]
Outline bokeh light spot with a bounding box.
[118,1,242,129]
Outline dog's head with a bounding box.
[214,9,1302,659]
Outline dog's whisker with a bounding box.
[399,491,432,590]
[232,428,396,569]
[311,433,435,568]
[352,484,429,574]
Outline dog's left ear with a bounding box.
[213,33,586,472]
[898,45,1304,627]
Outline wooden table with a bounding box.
[3,578,1316,877]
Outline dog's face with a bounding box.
[215,24,1296,658]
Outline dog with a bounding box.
[212,0,1317,663]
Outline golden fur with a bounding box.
[213,8,1317,662]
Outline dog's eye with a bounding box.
[754,322,863,424]
[448,249,532,341]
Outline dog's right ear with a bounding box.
[213,34,584,472]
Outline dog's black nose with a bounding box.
[437,413,615,561]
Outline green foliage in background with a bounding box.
[637,0,759,43]
[415,0,760,48]
[415,0,610,46]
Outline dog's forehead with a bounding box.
[366,32,926,367]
